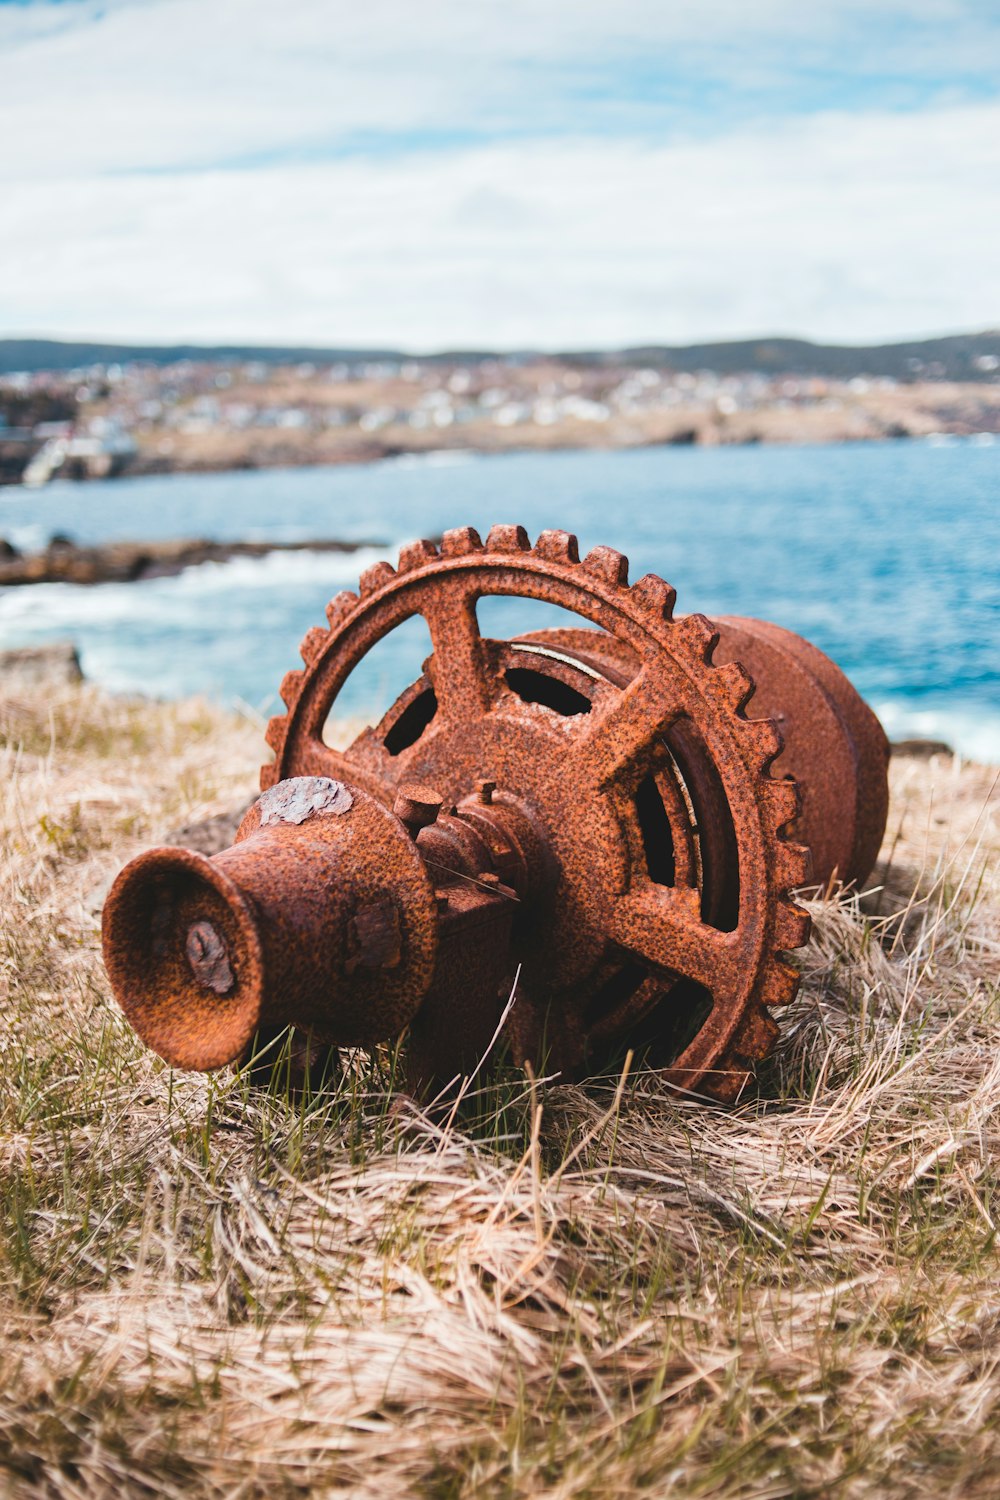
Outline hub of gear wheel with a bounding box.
[102,525,889,1101]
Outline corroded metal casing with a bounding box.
[712,619,889,887]
[102,525,892,1101]
[102,777,438,1070]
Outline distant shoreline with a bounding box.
[3,344,997,487]
[5,420,997,492]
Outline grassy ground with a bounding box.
[1,681,998,1498]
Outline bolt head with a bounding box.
[393,782,444,833]
[185,920,234,995]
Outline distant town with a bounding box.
[1,335,997,486]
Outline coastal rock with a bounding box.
[167,799,257,854]
[891,737,955,759]
[0,640,84,686]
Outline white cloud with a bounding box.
[2,0,998,345]
[1,0,997,177]
[5,103,998,347]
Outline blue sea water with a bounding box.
[0,440,997,759]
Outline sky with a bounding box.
[2,0,999,350]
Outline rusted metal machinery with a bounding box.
[103,525,889,1100]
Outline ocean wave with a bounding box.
[164,544,394,592]
[0,545,394,630]
[873,699,1000,764]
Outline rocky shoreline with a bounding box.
[0,533,382,587]
[4,348,998,488]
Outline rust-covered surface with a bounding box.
[102,525,890,1101]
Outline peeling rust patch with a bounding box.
[257,776,353,826]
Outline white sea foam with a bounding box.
[0,545,398,707]
[163,544,392,593]
[874,700,1000,765]
[386,449,477,469]
[0,546,392,628]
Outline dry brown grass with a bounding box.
[1,682,998,1498]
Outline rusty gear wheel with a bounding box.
[262,524,814,1101]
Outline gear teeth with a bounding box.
[279,669,305,709]
[441,526,483,556]
[672,613,719,663]
[486,524,531,553]
[741,718,783,773]
[299,625,329,667]
[326,590,358,628]
[582,545,629,586]
[264,715,287,751]
[630,573,677,621]
[731,1005,780,1062]
[760,777,800,835]
[759,960,802,1010]
[534,529,580,563]
[713,660,755,714]
[359,560,397,596]
[775,841,812,891]
[773,898,811,951]
[397,538,439,572]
